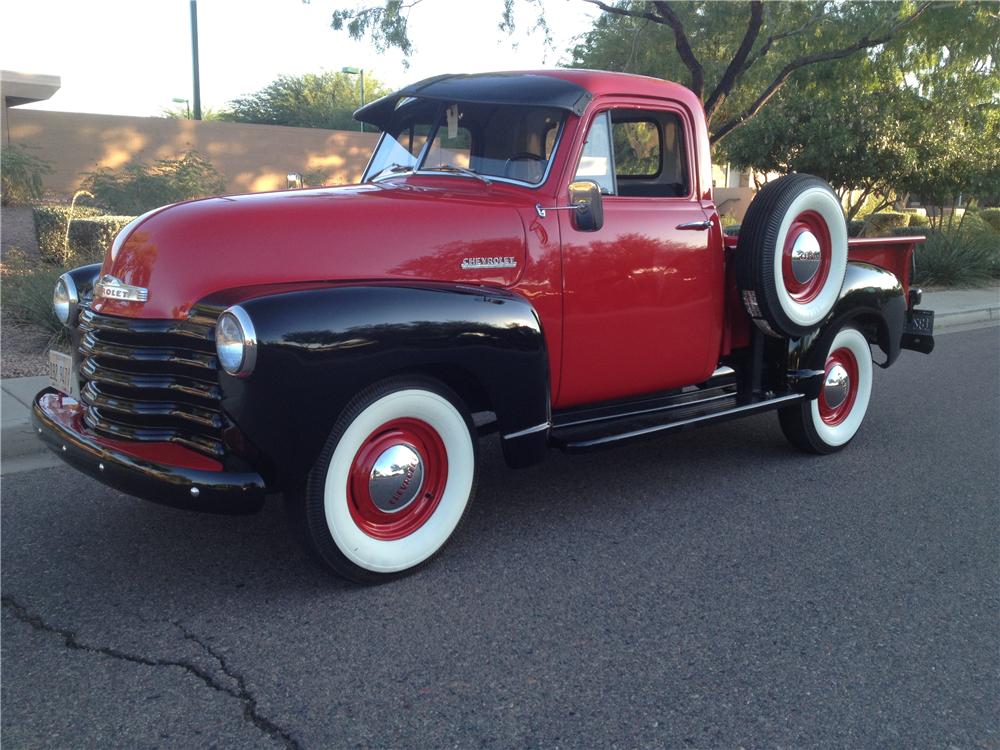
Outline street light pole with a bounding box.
[190,0,202,120]
[341,66,365,133]
[172,97,191,119]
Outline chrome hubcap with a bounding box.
[824,364,851,409]
[790,231,822,284]
[368,444,424,513]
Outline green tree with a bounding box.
[720,61,928,219]
[327,1,993,144]
[221,71,390,130]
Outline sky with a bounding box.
[1,0,600,117]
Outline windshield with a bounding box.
[364,98,566,186]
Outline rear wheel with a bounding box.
[289,377,478,583]
[779,326,873,454]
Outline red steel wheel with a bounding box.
[817,346,859,427]
[346,418,449,541]
[781,210,832,304]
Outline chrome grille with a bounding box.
[77,307,225,459]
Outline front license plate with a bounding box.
[48,350,76,397]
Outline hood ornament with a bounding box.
[94,275,149,303]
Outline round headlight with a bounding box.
[53,273,78,326]
[215,306,257,377]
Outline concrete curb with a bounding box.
[1,292,997,472]
[2,376,48,466]
[923,288,1000,329]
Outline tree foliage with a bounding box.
[221,71,390,130]
[328,1,974,143]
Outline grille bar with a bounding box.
[81,331,218,373]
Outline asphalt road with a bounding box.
[3,326,998,749]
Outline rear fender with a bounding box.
[789,262,907,372]
[214,283,550,487]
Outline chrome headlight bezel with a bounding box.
[215,305,257,378]
[53,273,79,327]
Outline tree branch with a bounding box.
[580,0,666,27]
[703,1,764,123]
[741,2,829,76]
[710,1,932,144]
[650,2,705,99]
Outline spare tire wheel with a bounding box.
[736,174,848,338]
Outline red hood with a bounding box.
[92,179,530,319]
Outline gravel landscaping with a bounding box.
[1,317,50,378]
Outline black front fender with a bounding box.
[215,283,550,487]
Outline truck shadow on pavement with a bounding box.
[3,413,814,604]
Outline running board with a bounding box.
[551,392,804,453]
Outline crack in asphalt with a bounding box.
[1,595,300,750]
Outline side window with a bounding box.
[613,120,661,178]
[573,112,615,195]
[611,111,690,198]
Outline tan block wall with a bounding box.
[5,109,379,198]
[713,187,756,222]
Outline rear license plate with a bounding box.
[904,308,934,335]
[48,350,76,398]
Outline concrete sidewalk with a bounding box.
[2,288,998,472]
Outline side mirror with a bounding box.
[569,180,604,232]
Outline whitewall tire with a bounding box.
[737,174,848,338]
[290,377,478,583]
[779,326,873,454]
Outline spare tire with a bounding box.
[736,174,848,338]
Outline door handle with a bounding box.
[676,220,713,230]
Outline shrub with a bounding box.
[862,212,910,236]
[32,205,129,265]
[908,212,930,228]
[980,208,1000,233]
[1,145,53,205]
[912,228,1000,287]
[1,261,66,342]
[82,150,226,214]
[955,211,993,236]
[68,216,137,264]
[848,220,865,238]
[890,226,933,237]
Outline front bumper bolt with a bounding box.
[61,445,67,452]
[190,487,200,498]
[99,463,105,472]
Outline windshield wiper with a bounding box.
[421,165,492,185]
[368,163,414,181]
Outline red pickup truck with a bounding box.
[35,70,934,582]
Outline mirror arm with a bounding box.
[535,203,583,218]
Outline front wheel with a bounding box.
[289,377,478,583]
[779,326,874,454]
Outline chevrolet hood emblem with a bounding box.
[94,275,149,303]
